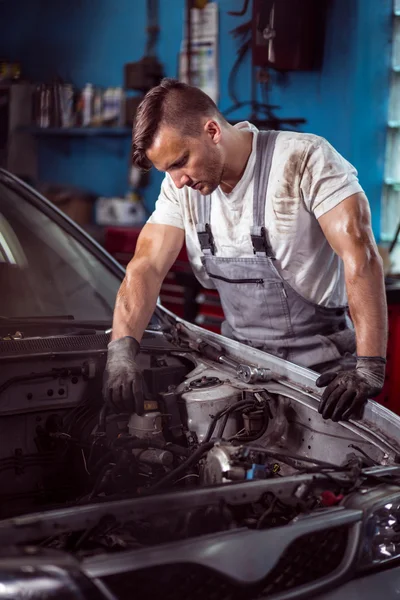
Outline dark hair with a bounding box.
[132,78,223,170]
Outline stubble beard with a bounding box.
[199,156,225,195]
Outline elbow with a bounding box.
[344,247,384,284]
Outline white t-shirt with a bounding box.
[147,122,364,307]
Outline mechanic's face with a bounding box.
[147,121,225,195]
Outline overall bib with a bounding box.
[195,131,356,371]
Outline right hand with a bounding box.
[102,336,145,415]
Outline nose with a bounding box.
[174,173,191,189]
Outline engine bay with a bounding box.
[0,324,398,558]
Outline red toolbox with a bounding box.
[376,302,400,414]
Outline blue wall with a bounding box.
[0,0,392,239]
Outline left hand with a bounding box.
[316,357,386,421]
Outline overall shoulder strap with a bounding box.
[196,194,214,255]
[250,130,279,257]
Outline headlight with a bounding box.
[359,494,400,569]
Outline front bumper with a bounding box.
[311,565,400,600]
[0,507,362,600]
[2,474,400,599]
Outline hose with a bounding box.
[0,370,59,397]
[227,38,251,106]
[87,464,113,501]
[228,403,271,443]
[247,445,344,470]
[203,400,257,443]
[147,442,214,492]
[98,404,109,433]
[0,366,84,398]
[217,412,230,438]
[89,436,190,475]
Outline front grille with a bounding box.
[262,525,348,595]
[103,525,348,600]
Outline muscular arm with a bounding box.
[111,223,185,341]
[318,192,387,357]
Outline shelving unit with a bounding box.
[22,125,133,157]
[24,126,132,137]
[382,0,400,242]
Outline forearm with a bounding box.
[345,254,388,357]
[111,258,163,342]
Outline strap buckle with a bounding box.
[251,226,274,257]
[197,223,215,255]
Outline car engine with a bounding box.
[0,324,397,557]
[0,328,281,516]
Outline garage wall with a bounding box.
[0,0,392,239]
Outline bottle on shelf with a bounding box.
[82,83,94,127]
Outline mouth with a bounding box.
[192,182,202,191]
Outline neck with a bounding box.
[220,126,253,193]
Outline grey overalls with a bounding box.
[195,130,356,372]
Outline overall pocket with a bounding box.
[207,270,293,340]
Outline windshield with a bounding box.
[0,176,122,320]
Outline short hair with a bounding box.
[132,78,224,170]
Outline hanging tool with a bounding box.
[194,340,273,383]
[389,218,400,255]
[228,0,251,17]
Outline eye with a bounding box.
[171,154,188,170]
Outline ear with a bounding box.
[203,119,222,145]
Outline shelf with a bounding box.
[388,121,400,127]
[23,126,132,137]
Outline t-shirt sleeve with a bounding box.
[300,136,364,219]
[146,174,185,230]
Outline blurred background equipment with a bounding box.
[223,0,327,130]
[95,193,147,227]
[36,182,96,227]
[30,81,127,129]
[251,0,326,70]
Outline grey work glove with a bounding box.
[103,336,145,415]
[316,357,386,422]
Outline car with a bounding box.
[1,166,400,600]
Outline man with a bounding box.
[104,78,387,422]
